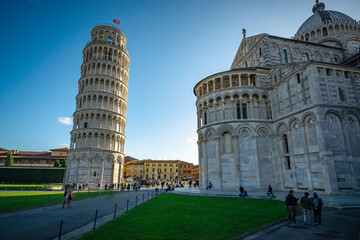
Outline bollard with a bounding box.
[127,199,129,212]
[25,196,28,208]
[93,209,98,230]
[143,194,144,203]
[136,196,138,207]
[114,203,117,219]
[58,220,63,240]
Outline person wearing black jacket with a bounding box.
[311,192,323,225]
[267,185,275,198]
[285,190,299,223]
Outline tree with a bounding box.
[4,153,13,166]
[60,159,66,168]
[54,159,60,167]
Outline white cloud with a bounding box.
[57,117,72,125]
[60,143,69,148]
[185,137,197,144]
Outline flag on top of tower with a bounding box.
[113,19,120,25]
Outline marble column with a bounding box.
[215,136,222,190]
[100,159,105,189]
[233,135,241,187]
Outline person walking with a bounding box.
[311,192,323,226]
[66,187,74,208]
[62,186,68,208]
[285,190,299,223]
[300,192,312,225]
[267,184,275,198]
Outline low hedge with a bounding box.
[0,167,65,184]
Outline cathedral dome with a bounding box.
[294,1,356,42]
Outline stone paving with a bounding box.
[240,208,360,240]
[0,189,159,240]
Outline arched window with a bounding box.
[282,134,291,169]
[304,52,309,61]
[283,49,288,63]
[322,27,328,36]
[107,38,113,44]
[222,132,232,153]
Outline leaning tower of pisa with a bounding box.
[64,24,130,190]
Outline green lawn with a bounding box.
[79,194,296,240]
[0,183,62,191]
[0,190,118,212]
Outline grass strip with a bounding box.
[0,190,118,212]
[79,194,296,240]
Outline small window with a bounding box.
[170,168,173,172]
[84,122,88,128]
[107,38,113,44]
[94,171,96,176]
[283,49,288,63]
[259,47,262,57]
[146,168,148,172]
[353,43,359,53]
[322,27,328,36]
[245,61,248,68]
[304,53,309,61]
[164,164,167,167]
[152,168,155,172]
[158,164,161,167]
[286,156,291,170]
[274,75,277,83]
[334,57,338,63]
[338,88,346,102]
[242,103,248,119]
[296,74,301,84]
[326,69,332,76]
[236,103,241,119]
[345,71,350,78]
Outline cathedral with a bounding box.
[194,1,360,194]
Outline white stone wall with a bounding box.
[195,31,360,194]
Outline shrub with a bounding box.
[54,160,60,167]
[60,159,66,168]
[4,153,13,166]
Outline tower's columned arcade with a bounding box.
[65,24,130,189]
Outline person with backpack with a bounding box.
[285,190,299,223]
[311,192,323,225]
[300,192,312,225]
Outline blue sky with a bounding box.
[0,0,359,163]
